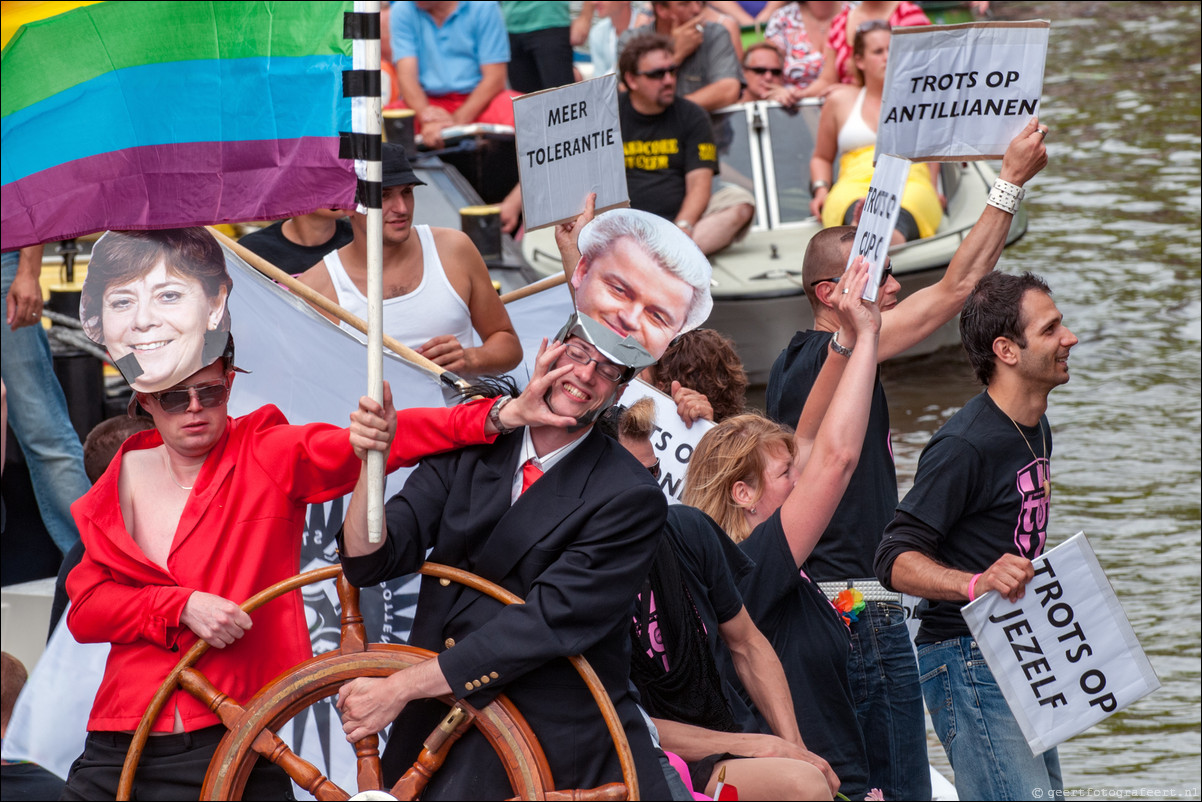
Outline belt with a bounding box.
[817,578,901,604]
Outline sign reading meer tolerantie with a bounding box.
[514,74,627,230]
[961,532,1159,755]
[878,21,1050,162]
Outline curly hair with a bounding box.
[652,329,747,422]
[682,413,794,543]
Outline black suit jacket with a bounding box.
[341,427,670,799]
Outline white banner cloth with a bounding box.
[878,21,1050,162]
[962,532,1159,755]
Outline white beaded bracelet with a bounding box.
[986,178,1026,215]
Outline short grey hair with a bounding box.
[577,208,713,334]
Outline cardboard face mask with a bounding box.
[569,207,712,361]
[82,229,232,393]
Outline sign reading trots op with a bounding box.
[878,21,1050,162]
[961,533,1159,755]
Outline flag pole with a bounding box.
[355,1,386,544]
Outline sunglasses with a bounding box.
[647,458,662,481]
[636,65,679,81]
[150,378,230,414]
[856,19,892,35]
[563,342,626,383]
[809,262,894,289]
[746,66,784,77]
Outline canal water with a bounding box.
[876,2,1201,797]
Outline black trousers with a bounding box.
[60,726,294,801]
[507,27,575,93]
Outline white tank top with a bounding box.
[837,88,878,154]
[324,225,478,350]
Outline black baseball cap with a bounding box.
[382,143,426,188]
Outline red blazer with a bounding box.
[67,400,495,733]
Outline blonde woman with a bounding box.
[683,256,881,800]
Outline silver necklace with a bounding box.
[163,451,195,491]
[1004,414,1051,500]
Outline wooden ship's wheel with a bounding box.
[117,564,638,800]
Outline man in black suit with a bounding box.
[336,312,672,799]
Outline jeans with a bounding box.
[918,636,1063,801]
[1,251,90,554]
[847,600,932,799]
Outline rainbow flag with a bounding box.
[1,1,357,251]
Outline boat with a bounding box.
[519,99,1028,384]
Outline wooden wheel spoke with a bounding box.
[352,733,383,793]
[179,668,245,729]
[337,572,367,654]
[516,784,628,801]
[389,703,477,800]
[247,728,349,801]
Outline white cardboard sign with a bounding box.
[962,532,1159,755]
[514,74,628,230]
[845,153,910,303]
[878,21,1050,162]
[621,380,715,504]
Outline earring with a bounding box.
[750,506,757,515]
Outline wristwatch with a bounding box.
[809,179,831,195]
[675,219,694,233]
[488,395,516,435]
[829,330,853,357]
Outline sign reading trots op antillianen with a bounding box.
[961,533,1159,755]
[878,21,1050,161]
[844,153,910,303]
[514,73,627,230]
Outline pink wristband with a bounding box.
[968,573,983,601]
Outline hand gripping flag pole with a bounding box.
[344,2,386,543]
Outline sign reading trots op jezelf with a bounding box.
[878,21,1050,162]
[961,533,1159,755]
[513,73,627,230]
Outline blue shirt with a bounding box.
[391,1,510,96]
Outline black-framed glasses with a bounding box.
[745,66,784,77]
[151,378,230,414]
[808,262,893,288]
[636,65,678,81]
[563,342,626,383]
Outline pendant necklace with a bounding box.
[163,451,195,491]
[1005,414,1051,500]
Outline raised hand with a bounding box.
[494,340,579,432]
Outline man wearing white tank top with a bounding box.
[297,144,522,377]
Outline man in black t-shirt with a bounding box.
[618,33,752,256]
[765,119,1051,800]
[238,209,353,274]
[875,272,1078,800]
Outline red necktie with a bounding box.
[520,458,543,495]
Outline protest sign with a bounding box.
[878,21,1050,161]
[962,532,1159,755]
[621,380,714,503]
[843,154,910,302]
[514,74,627,230]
